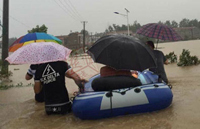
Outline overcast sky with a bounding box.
[0,0,200,39]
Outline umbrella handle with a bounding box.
[156,39,159,50]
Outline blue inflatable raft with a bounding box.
[72,71,173,120]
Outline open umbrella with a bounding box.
[136,23,182,48]
[6,42,71,64]
[9,32,62,52]
[87,35,156,71]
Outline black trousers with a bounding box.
[35,88,44,102]
[45,101,72,115]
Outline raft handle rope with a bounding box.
[70,91,80,101]
[154,84,159,88]
[168,84,173,89]
[106,90,113,115]
[134,88,141,93]
[111,87,134,95]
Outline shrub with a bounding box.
[177,49,200,66]
[165,52,177,63]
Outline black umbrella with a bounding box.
[87,35,156,71]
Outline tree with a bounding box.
[108,25,114,32]
[171,20,178,28]
[164,20,171,27]
[158,21,164,24]
[28,24,48,33]
[121,24,127,30]
[80,29,89,36]
[113,24,120,31]
[189,19,199,27]
[130,21,141,32]
[179,18,190,27]
[198,21,200,29]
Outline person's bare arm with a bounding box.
[65,69,87,92]
[25,73,33,80]
[34,81,42,94]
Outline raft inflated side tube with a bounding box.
[72,83,173,120]
[72,71,173,120]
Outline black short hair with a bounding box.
[146,41,155,49]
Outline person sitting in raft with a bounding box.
[34,61,87,115]
[100,65,132,77]
[92,65,141,91]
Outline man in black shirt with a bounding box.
[25,64,44,102]
[146,41,169,84]
[34,61,86,115]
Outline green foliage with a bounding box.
[105,21,141,33]
[0,59,2,66]
[165,52,177,63]
[80,30,89,36]
[0,82,33,90]
[171,20,178,28]
[28,24,48,33]
[0,70,12,78]
[0,68,33,90]
[177,49,200,66]
[179,18,200,29]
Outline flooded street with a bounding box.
[1,40,200,129]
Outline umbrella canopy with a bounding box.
[136,23,182,41]
[87,35,156,71]
[9,32,62,52]
[6,42,71,64]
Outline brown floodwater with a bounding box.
[1,40,200,129]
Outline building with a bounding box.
[65,32,82,49]
[174,27,200,40]
[56,32,102,50]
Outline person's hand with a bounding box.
[76,79,88,93]
[79,85,84,93]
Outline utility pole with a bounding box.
[0,18,2,38]
[124,8,130,36]
[1,0,9,74]
[81,21,87,53]
[114,8,130,36]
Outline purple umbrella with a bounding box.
[136,23,182,48]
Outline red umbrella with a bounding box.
[136,23,182,48]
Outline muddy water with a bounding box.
[1,40,200,129]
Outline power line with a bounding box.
[54,0,80,21]
[67,0,83,20]
[59,0,79,20]
[9,15,31,28]
[62,0,81,20]
[0,8,30,28]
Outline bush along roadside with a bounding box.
[177,49,200,66]
[165,52,177,63]
[0,82,34,90]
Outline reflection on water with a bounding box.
[1,40,200,129]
